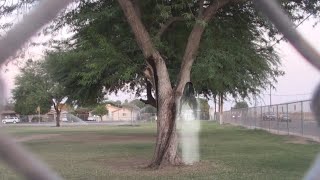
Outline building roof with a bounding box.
[106,103,140,112]
[1,110,17,115]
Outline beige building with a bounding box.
[104,104,140,121]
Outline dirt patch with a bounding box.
[59,134,155,143]
[285,135,317,144]
[15,133,155,144]
[15,134,61,142]
[100,157,216,176]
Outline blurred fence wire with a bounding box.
[0,0,73,179]
[253,0,320,179]
[0,0,319,179]
[223,100,318,140]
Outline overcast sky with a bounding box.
[1,17,320,111]
[256,18,320,107]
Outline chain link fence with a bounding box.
[2,111,210,124]
[223,100,320,140]
[0,0,319,179]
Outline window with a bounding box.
[294,105,296,111]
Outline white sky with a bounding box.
[253,18,320,107]
[1,17,320,111]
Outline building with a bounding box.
[104,104,140,121]
[0,110,17,119]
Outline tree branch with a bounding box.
[143,65,154,83]
[117,0,155,58]
[202,0,230,21]
[176,0,232,96]
[52,99,60,113]
[198,0,205,18]
[140,80,156,107]
[156,17,185,38]
[132,0,141,18]
[118,0,173,113]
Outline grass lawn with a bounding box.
[0,122,319,180]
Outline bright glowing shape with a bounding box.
[177,82,201,165]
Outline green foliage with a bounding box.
[12,61,66,115]
[192,4,284,99]
[92,104,108,118]
[233,101,249,109]
[128,99,156,113]
[197,98,210,112]
[6,0,320,105]
[197,98,210,120]
[12,61,51,115]
[129,99,146,109]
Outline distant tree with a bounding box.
[12,61,67,127]
[92,104,108,121]
[233,101,249,109]
[3,100,15,111]
[141,105,157,114]
[197,98,210,120]
[129,99,146,109]
[115,100,122,106]
[12,61,51,116]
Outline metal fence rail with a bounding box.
[0,0,73,179]
[223,100,320,140]
[0,0,319,179]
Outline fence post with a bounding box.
[301,101,304,136]
[277,105,279,134]
[268,106,271,132]
[254,107,257,129]
[286,103,289,135]
[261,106,263,129]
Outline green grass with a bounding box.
[0,122,319,179]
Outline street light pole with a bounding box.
[269,84,272,113]
[37,106,40,124]
[270,84,272,106]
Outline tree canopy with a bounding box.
[12,61,51,115]
[39,0,314,105]
[233,101,249,109]
[12,60,67,126]
[92,104,108,120]
[2,2,320,105]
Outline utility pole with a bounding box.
[269,84,272,113]
[37,106,41,123]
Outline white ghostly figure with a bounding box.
[177,82,200,165]
[0,78,4,112]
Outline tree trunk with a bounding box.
[117,0,231,168]
[147,53,182,168]
[117,0,182,168]
[148,93,181,168]
[56,111,60,127]
[219,94,224,125]
[214,96,217,121]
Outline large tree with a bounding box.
[3,0,320,167]
[12,61,67,127]
[92,104,108,121]
[233,101,249,109]
[12,61,51,116]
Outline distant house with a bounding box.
[104,104,140,121]
[0,110,17,118]
[46,105,71,122]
